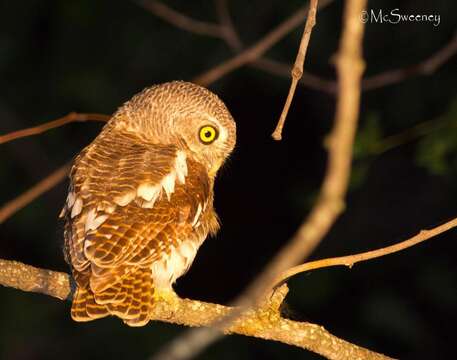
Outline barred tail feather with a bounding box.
[71,287,109,322]
[122,268,154,327]
[71,268,154,326]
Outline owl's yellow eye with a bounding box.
[199,125,218,144]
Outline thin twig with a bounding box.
[0,112,109,145]
[0,259,392,359]
[252,58,337,93]
[271,0,318,141]
[140,2,457,94]
[135,0,223,38]
[192,0,334,86]
[362,31,457,90]
[0,113,108,223]
[138,0,243,51]
[140,0,336,90]
[256,32,457,93]
[372,116,448,155]
[152,0,367,359]
[215,0,243,51]
[0,163,71,224]
[272,217,457,287]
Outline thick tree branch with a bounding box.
[0,260,71,300]
[3,215,452,356]
[0,259,392,360]
[271,0,318,141]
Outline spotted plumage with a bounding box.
[61,81,236,326]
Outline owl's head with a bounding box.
[110,81,236,176]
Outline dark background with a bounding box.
[1,0,456,359]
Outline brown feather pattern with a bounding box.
[64,128,217,325]
[63,81,235,326]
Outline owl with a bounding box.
[60,81,236,326]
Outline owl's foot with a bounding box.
[153,288,181,317]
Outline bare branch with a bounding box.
[273,217,457,287]
[215,0,243,51]
[252,57,337,93]
[372,116,447,155]
[0,113,109,223]
[192,0,335,86]
[0,112,109,145]
[2,218,455,356]
[271,0,318,141]
[139,2,456,94]
[153,0,367,358]
[0,163,71,224]
[137,0,243,52]
[419,31,457,73]
[0,259,71,300]
[139,0,337,90]
[362,31,457,90]
[241,0,366,320]
[256,32,457,94]
[0,259,392,360]
[136,0,223,38]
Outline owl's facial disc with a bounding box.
[177,114,232,175]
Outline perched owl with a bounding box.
[60,81,236,326]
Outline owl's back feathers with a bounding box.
[63,127,219,326]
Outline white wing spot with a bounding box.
[85,208,108,232]
[135,150,189,208]
[161,171,176,200]
[114,191,136,206]
[192,203,202,227]
[137,184,161,202]
[97,203,116,213]
[175,151,188,184]
[159,150,188,201]
[71,197,83,218]
[66,192,76,208]
[142,196,160,209]
[58,207,66,218]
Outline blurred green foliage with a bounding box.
[416,98,457,175]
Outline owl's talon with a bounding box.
[154,288,181,317]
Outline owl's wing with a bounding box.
[63,130,214,294]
